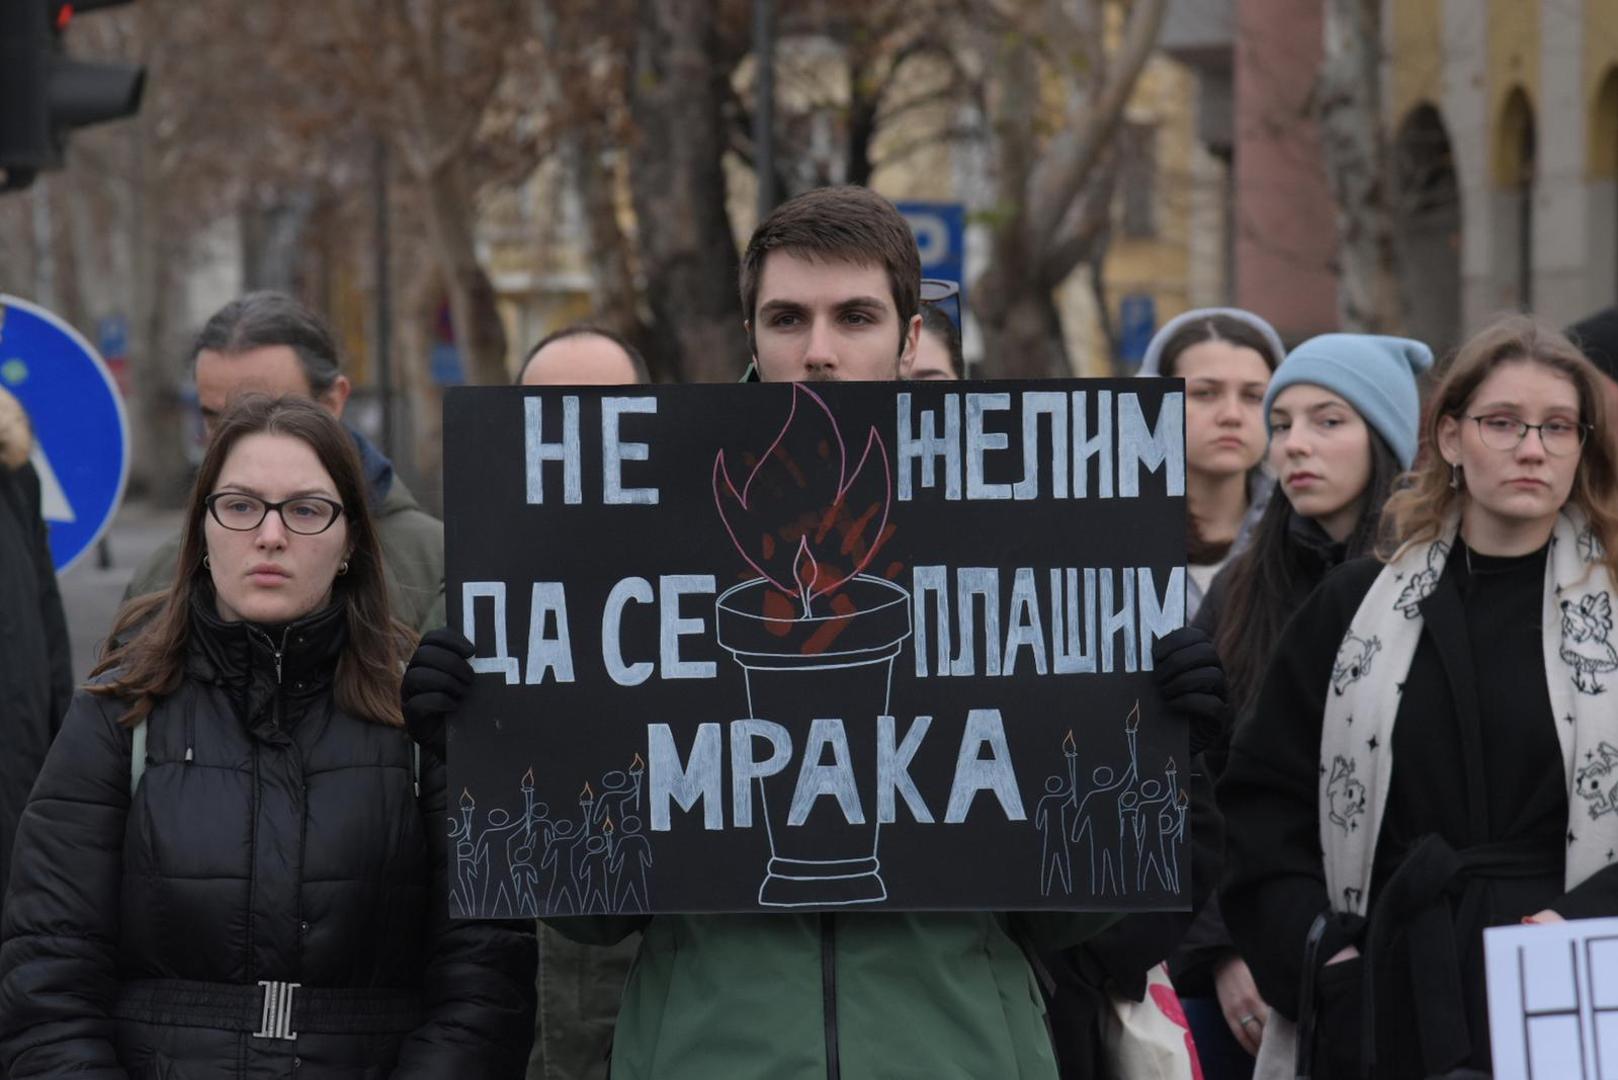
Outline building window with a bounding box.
[1119,122,1159,239]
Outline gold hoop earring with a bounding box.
[202,554,211,569]
[337,560,350,576]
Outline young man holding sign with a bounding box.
[403,186,1225,1079]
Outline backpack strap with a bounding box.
[412,740,421,798]
[130,719,147,797]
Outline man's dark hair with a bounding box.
[517,325,649,384]
[918,304,964,378]
[739,186,922,347]
[190,291,342,395]
[1567,307,1618,383]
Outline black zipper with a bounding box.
[820,913,840,1080]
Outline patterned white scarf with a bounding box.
[1255,508,1618,1080]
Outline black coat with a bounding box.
[0,598,537,1079]
[1219,548,1618,1079]
[0,460,72,931]
[1170,513,1348,993]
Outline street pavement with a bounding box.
[56,498,183,682]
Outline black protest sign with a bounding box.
[443,379,1188,917]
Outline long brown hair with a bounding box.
[1214,431,1403,713]
[94,395,415,727]
[1381,315,1618,586]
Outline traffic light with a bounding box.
[0,1,146,192]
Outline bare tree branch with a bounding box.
[1024,0,1167,247]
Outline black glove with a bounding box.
[1151,626,1227,757]
[401,627,475,760]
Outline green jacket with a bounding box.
[548,909,1117,1080]
[123,470,445,634]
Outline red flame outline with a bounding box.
[713,383,892,608]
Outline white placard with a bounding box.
[1485,916,1618,1080]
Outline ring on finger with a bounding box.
[1238,1014,1261,1028]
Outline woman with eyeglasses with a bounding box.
[1220,317,1618,1079]
[0,395,536,1079]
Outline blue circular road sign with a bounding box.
[0,295,130,572]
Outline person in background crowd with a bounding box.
[1221,317,1618,1079]
[517,324,647,1080]
[913,301,964,380]
[1183,333,1430,1078]
[400,185,1229,1080]
[125,292,446,633]
[1566,306,1618,425]
[1039,309,1278,1080]
[0,386,72,949]
[0,395,536,1078]
[1138,308,1286,621]
[519,325,647,387]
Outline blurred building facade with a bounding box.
[1171,0,1618,357]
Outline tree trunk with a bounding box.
[416,155,509,386]
[975,271,1071,378]
[973,27,1057,378]
[566,130,658,370]
[626,0,746,384]
[127,103,191,505]
[971,0,1166,377]
[1319,0,1402,333]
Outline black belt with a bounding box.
[115,979,422,1041]
[1357,833,1559,1078]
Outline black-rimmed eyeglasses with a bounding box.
[205,493,346,535]
[1467,414,1590,457]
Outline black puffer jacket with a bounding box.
[0,598,537,1079]
[0,456,72,936]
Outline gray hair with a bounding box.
[191,291,342,395]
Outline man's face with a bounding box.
[195,345,350,439]
[749,252,920,383]
[520,334,641,386]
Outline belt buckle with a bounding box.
[253,979,300,1041]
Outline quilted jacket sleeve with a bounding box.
[0,690,132,1079]
[392,749,538,1079]
[12,462,72,727]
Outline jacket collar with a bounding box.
[186,587,348,707]
[349,426,395,508]
[1287,510,1347,569]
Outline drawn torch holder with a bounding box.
[712,383,909,907]
[717,574,911,906]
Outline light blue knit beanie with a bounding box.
[1262,334,1434,468]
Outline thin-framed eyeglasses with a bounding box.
[1466,414,1589,456]
[204,492,346,535]
[920,277,962,329]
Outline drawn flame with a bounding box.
[580,782,594,802]
[603,817,615,835]
[630,752,645,772]
[459,787,475,809]
[1125,702,1140,733]
[713,383,893,615]
[521,767,535,789]
[1062,730,1076,754]
[1177,790,1189,807]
